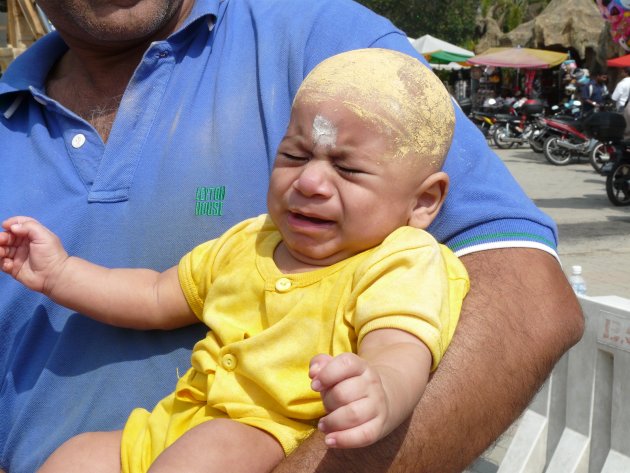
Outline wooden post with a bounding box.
[1,0,46,71]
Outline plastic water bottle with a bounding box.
[569,265,587,295]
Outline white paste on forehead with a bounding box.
[312,114,337,147]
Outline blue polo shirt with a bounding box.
[580,79,609,113]
[0,0,557,470]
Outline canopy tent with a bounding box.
[411,34,473,70]
[428,50,473,65]
[607,54,630,68]
[468,47,568,69]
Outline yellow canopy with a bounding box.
[468,47,568,69]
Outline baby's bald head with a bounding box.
[294,48,455,170]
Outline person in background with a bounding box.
[0,1,583,472]
[581,69,609,115]
[611,66,630,111]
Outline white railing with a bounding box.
[498,295,630,473]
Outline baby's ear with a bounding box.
[407,172,449,230]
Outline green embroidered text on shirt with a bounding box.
[195,186,226,216]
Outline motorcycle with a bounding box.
[528,115,552,153]
[528,100,583,153]
[587,112,630,206]
[604,153,630,206]
[470,109,498,143]
[579,112,630,205]
[542,117,598,166]
[589,140,624,174]
[468,98,510,144]
[585,112,627,175]
[491,98,545,149]
[587,110,630,173]
[597,141,630,205]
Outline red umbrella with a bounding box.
[607,54,630,68]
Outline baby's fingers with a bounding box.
[0,231,17,254]
[1,258,15,274]
[2,216,38,232]
[309,353,333,381]
[319,399,383,448]
[5,219,49,241]
[313,353,366,391]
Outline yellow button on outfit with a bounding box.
[275,278,292,293]
[221,354,237,371]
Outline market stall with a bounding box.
[467,47,568,108]
[410,34,474,101]
[411,34,473,70]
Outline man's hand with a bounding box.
[0,216,69,294]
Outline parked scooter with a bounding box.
[470,109,498,142]
[529,99,583,153]
[542,119,597,166]
[468,98,510,143]
[605,152,630,206]
[492,98,545,149]
[589,139,626,174]
[595,139,630,204]
[577,112,630,205]
[585,111,625,176]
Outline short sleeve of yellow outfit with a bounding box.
[120,215,469,472]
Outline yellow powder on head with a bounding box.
[295,48,455,167]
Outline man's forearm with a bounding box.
[274,248,584,472]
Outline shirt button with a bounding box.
[222,354,237,371]
[275,278,292,293]
[71,133,86,149]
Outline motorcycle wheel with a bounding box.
[543,136,572,166]
[492,127,516,149]
[529,130,546,153]
[606,162,630,206]
[476,122,495,146]
[590,142,611,174]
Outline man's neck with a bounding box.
[45,47,143,142]
[43,0,195,142]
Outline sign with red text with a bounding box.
[598,311,630,353]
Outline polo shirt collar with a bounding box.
[183,0,223,31]
[0,33,65,93]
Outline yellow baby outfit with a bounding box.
[120,215,468,472]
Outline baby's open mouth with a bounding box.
[291,212,333,224]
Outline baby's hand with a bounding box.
[309,352,389,449]
[0,216,68,293]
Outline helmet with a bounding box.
[574,69,590,85]
[573,68,587,79]
[565,84,577,95]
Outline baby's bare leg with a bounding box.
[38,430,122,473]
[149,418,284,473]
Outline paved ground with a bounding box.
[496,146,630,298]
[465,144,630,473]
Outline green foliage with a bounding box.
[480,0,493,17]
[356,0,552,45]
[481,0,551,32]
[356,0,480,45]
[505,2,525,31]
